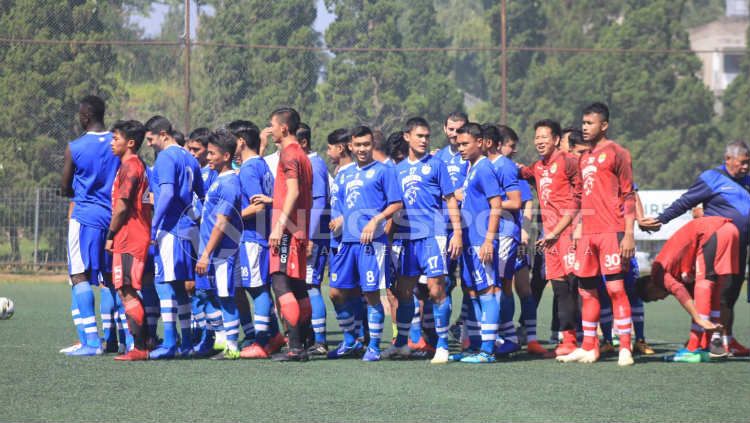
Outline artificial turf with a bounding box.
[0,280,748,422]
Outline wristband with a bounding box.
[106,230,116,241]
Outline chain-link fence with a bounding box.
[0,0,745,270]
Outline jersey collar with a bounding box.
[357,160,377,171]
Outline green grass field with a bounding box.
[0,279,748,422]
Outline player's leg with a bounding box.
[211,256,241,360]
[100,282,119,352]
[327,243,361,358]
[113,253,149,360]
[417,284,436,348]
[140,246,160,347]
[235,289,255,348]
[597,280,615,352]
[418,236,451,363]
[62,291,86,352]
[514,258,548,355]
[66,221,105,356]
[458,245,498,364]
[359,241,390,361]
[600,234,633,365]
[625,256,653,354]
[116,295,134,352]
[150,232,182,359]
[307,242,328,352]
[496,237,520,356]
[383,239,419,357]
[719,245,748,355]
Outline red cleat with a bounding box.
[408,337,436,354]
[114,348,148,361]
[555,330,578,357]
[240,343,269,359]
[729,338,750,357]
[527,340,553,357]
[264,333,286,355]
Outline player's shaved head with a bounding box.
[270,107,301,134]
[79,95,105,123]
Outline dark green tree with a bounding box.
[193,0,320,129]
[720,24,750,142]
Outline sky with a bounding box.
[131,0,336,38]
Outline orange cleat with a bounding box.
[729,338,750,357]
[240,343,269,359]
[114,348,148,361]
[527,340,553,357]
[408,337,436,354]
[264,333,287,355]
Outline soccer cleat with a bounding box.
[728,339,750,357]
[239,337,255,350]
[114,348,148,361]
[272,349,310,362]
[460,351,496,364]
[211,347,241,360]
[59,343,82,354]
[264,333,287,355]
[599,340,616,355]
[555,330,578,357]
[618,348,635,366]
[306,343,329,356]
[193,342,219,359]
[634,339,655,355]
[408,337,436,354]
[66,345,103,357]
[495,340,521,356]
[326,341,363,359]
[449,350,476,362]
[240,343,269,359]
[381,344,412,360]
[362,347,381,362]
[178,345,195,359]
[557,347,599,363]
[526,341,552,357]
[709,337,729,358]
[430,347,450,364]
[149,345,178,360]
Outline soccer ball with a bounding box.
[0,297,14,320]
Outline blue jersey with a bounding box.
[330,162,356,249]
[69,131,120,229]
[338,160,401,243]
[491,155,521,241]
[519,179,533,203]
[239,156,274,245]
[154,144,204,236]
[308,152,331,240]
[200,171,242,259]
[396,154,455,240]
[193,165,217,222]
[462,157,504,247]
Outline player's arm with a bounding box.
[446,194,463,259]
[521,199,533,247]
[106,165,138,252]
[643,176,713,230]
[501,190,521,211]
[480,196,502,264]
[662,273,720,331]
[270,175,300,248]
[152,183,174,240]
[536,214,574,251]
[617,148,636,259]
[309,195,326,248]
[195,213,230,275]
[60,144,74,198]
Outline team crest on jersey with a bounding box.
[404,187,419,205]
[209,182,219,192]
[331,273,338,282]
[598,153,607,163]
[421,164,431,175]
[550,163,558,174]
[366,169,375,179]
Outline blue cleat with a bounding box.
[178,345,195,359]
[149,345,178,360]
[449,349,477,362]
[66,345,103,357]
[495,340,521,356]
[362,346,381,362]
[192,341,218,358]
[460,351,496,363]
[327,341,364,359]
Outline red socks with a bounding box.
[606,280,632,351]
[578,288,600,351]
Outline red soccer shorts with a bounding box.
[696,222,739,280]
[573,232,623,278]
[112,252,145,290]
[269,232,307,281]
[545,232,575,281]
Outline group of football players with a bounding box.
[59,95,749,364]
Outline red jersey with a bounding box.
[578,139,635,234]
[520,149,581,235]
[272,141,313,241]
[111,155,151,258]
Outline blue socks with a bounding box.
[367,303,385,350]
[218,296,240,349]
[154,282,178,348]
[479,293,499,353]
[249,287,274,346]
[140,282,160,340]
[499,289,517,343]
[70,292,86,345]
[100,285,117,346]
[467,296,482,350]
[308,287,327,345]
[334,298,357,346]
[432,296,451,350]
[72,282,100,348]
[394,297,415,347]
[409,295,422,344]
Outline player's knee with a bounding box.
[70,273,88,285]
[578,286,598,300]
[605,280,626,300]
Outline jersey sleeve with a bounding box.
[657,172,714,224]
[281,149,301,180]
[312,160,328,199]
[384,167,402,205]
[500,161,520,193]
[436,160,455,196]
[155,153,176,186]
[614,146,635,221]
[564,155,582,215]
[114,160,141,203]
[480,165,503,200]
[192,162,206,201]
[519,164,535,181]
[240,164,263,201]
[519,180,533,202]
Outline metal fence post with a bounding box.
[33,187,40,268]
